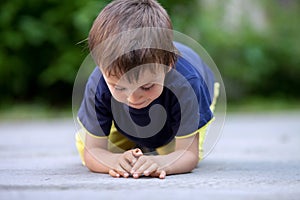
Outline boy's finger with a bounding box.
[159,170,166,179]
[115,165,130,178]
[143,163,158,176]
[109,169,120,178]
[132,148,143,157]
[131,156,146,174]
[123,151,138,165]
[150,170,166,179]
[119,157,133,172]
[133,164,149,178]
[132,172,142,179]
[133,160,157,176]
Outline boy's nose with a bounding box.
[127,90,142,103]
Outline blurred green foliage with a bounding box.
[0,0,299,108]
[0,0,109,106]
[162,0,300,102]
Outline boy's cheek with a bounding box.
[111,93,127,103]
[151,85,164,98]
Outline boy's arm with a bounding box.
[131,133,199,178]
[83,133,141,177]
[159,133,199,174]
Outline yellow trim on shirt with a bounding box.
[175,117,215,139]
[76,117,108,140]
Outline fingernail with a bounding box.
[124,173,129,177]
[134,149,140,153]
[144,171,149,176]
[133,173,138,178]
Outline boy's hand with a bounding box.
[130,155,166,179]
[109,148,143,178]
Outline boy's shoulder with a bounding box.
[165,42,215,99]
[85,67,110,99]
[170,42,213,83]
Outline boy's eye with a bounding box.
[114,86,126,91]
[141,84,154,91]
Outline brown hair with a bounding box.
[88,0,178,81]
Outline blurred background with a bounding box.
[0,0,299,119]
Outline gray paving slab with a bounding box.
[0,112,300,199]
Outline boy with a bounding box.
[76,0,218,179]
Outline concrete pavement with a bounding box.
[0,112,300,199]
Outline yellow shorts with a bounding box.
[76,82,219,164]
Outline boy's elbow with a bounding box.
[83,149,95,172]
[186,150,199,171]
[83,149,106,173]
[191,156,199,170]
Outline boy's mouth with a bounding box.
[128,99,150,108]
[129,101,146,106]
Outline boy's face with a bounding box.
[103,68,167,109]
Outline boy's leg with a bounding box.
[198,123,209,160]
[75,129,86,165]
[210,82,220,114]
[108,123,136,153]
[156,139,175,155]
[199,82,220,160]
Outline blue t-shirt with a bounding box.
[78,42,215,148]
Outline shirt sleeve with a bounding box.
[77,67,112,137]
